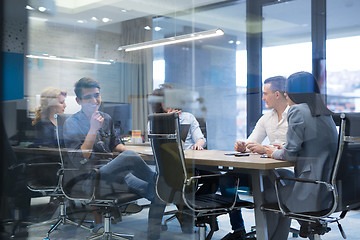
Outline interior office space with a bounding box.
[1,0,360,239]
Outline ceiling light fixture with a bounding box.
[118,28,224,52]
[26,54,112,65]
[26,5,34,10]
[102,18,111,23]
[38,7,47,12]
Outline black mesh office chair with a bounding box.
[148,112,254,240]
[1,117,33,238]
[55,113,142,240]
[160,116,209,230]
[262,112,360,239]
[0,115,91,239]
[25,158,91,240]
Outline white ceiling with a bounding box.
[28,0,360,49]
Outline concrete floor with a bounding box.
[1,195,359,240]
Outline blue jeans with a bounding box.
[98,150,166,240]
[219,175,245,231]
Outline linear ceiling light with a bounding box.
[26,54,112,65]
[118,28,224,52]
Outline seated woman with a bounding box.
[32,87,67,147]
[264,71,338,239]
[30,87,67,187]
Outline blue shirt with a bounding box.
[179,112,206,149]
[63,110,122,168]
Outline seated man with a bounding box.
[235,76,289,154]
[63,77,165,240]
[150,84,209,233]
[223,76,289,240]
[150,84,206,150]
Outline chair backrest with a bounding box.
[196,117,207,140]
[148,113,195,205]
[332,113,360,211]
[55,113,94,200]
[54,113,71,167]
[1,116,25,197]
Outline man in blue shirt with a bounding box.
[64,77,165,240]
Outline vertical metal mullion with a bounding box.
[246,0,263,137]
[311,0,327,96]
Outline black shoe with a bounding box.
[299,222,311,238]
[221,229,246,240]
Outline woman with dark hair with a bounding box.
[264,71,338,239]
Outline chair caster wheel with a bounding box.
[161,225,168,231]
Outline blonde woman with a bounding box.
[32,87,67,147]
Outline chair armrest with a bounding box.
[275,176,334,191]
[182,173,240,212]
[186,173,227,185]
[61,168,99,202]
[274,176,336,217]
[26,162,61,167]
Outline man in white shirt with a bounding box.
[222,76,288,240]
[234,76,289,154]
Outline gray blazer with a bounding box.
[276,103,338,213]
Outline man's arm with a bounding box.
[81,112,104,159]
[114,143,127,153]
[234,114,268,153]
[188,114,206,150]
[191,138,205,150]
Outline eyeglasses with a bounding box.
[82,92,100,100]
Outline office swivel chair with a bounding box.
[0,114,90,239]
[262,112,360,240]
[148,112,254,240]
[1,117,32,238]
[55,113,142,240]
[160,116,210,230]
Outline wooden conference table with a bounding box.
[126,145,294,240]
[13,144,294,240]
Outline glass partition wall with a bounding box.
[24,0,248,150]
[2,0,360,239]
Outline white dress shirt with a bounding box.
[246,105,289,145]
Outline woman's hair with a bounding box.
[286,71,332,116]
[32,87,67,125]
[150,83,174,113]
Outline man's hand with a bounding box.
[234,141,246,152]
[191,138,205,150]
[167,108,182,115]
[245,142,266,154]
[114,144,128,153]
[90,111,104,133]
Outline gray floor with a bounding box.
[2,195,359,240]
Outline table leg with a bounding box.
[251,170,269,240]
